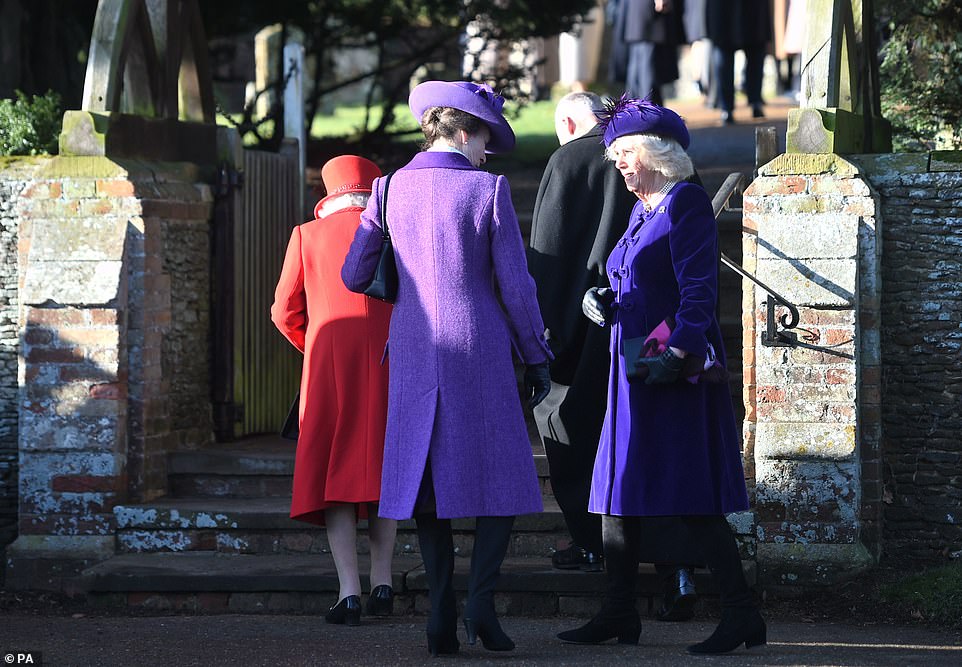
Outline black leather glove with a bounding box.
[523,362,551,409]
[582,287,616,327]
[633,349,685,385]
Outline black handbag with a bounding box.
[362,172,398,303]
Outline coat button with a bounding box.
[621,297,634,311]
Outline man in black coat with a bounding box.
[528,92,701,620]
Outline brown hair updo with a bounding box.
[420,106,484,150]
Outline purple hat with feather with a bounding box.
[596,94,690,150]
[409,80,516,154]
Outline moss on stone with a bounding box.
[759,153,861,177]
[39,156,127,179]
[930,151,962,172]
[853,153,930,176]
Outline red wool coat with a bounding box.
[271,206,392,525]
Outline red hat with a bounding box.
[314,155,381,219]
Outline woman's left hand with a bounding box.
[634,349,684,384]
[524,362,552,408]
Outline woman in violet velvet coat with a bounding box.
[557,96,766,655]
[341,80,552,657]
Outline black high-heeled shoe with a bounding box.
[365,584,394,617]
[324,595,361,626]
[426,631,460,657]
[463,605,514,651]
[556,610,641,645]
[687,608,766,654]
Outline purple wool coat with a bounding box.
[342,151,551,520]
[589,181,750,517]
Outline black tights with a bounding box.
[602,514,753,614]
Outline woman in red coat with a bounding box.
[271,155,395,626]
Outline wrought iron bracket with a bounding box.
[762,298,800,347]
[713,172,802,348]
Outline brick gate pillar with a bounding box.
[743,153,882,588]
[5,155,213,589]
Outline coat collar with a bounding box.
[571,124,605,145]
[402,151,478,171]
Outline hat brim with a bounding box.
[409,81,516,155]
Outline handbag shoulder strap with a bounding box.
[379,171,393,239]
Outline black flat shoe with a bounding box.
[557,611,641,645]
[581,551,604,572]
[365,584,394,617]
[325,595,361,626]
[427,631,460,657]
[551,543,588,570]
[687,608,766,654]
[656,568,697,622]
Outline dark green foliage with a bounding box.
[0,90,63,156]
[878,0,962,150]
[201,0,596,147]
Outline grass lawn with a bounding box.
[218,99,561,165]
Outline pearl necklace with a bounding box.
[642,179,677,214]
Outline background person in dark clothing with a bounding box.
[609,0,686,104]
[705,0,772,123]
[528,91,702,621]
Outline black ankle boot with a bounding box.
[687,608,766,654]
[557,609,641,645]
[463,602,514,651]
[325,595,361,626]
[365,584,394,617]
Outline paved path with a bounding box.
[2,614,960,666]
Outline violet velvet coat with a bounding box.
[342,151,551,520]
[589,181,750,517]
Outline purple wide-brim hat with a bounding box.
[409,80,516,154]
[596,94,690,150]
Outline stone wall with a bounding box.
[4,157,214,587]
[744,150,962,582]
[856,152,962,562]
[743,154,881,587]
[0,160,39,556]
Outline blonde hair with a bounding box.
[605,134,694,181]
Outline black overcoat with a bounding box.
[705,0,771,49]
[527,126,636,449]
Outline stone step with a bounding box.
[75,551,751,617]
[167,442,552,499]
[113,496,569,558]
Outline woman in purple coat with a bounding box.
[557,96,766,654]
[342,80,552,656]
